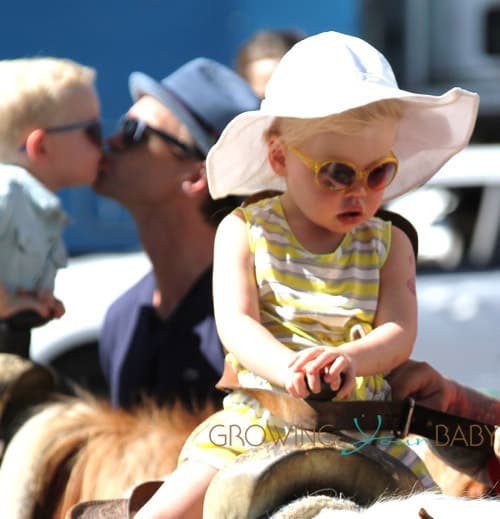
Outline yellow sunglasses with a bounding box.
[289,145,398,192]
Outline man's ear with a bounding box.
[181,163,208,197]
[267,137,287,177]
[24,129,48,162]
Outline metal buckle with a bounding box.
[394,397,415,439]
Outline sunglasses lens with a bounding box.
[120,119,135,147]
[120,118,148,148]
[317,162,356,190]
[85,122,103,147]
[367,162,397,191]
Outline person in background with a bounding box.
[0,57,102,355]
[388,359,500,495]
[95,58,259,411]
[235,28,304,98]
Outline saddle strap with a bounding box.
[222,384,497,456]
[311,397,497,452]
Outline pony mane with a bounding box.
[272,492,500,518]
[30,393,215,518]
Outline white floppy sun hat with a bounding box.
[207,31,479,203]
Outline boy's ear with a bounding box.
[24,129,48,162]
[181,162,208,197]
[267,137,287,177]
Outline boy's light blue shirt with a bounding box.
[0,164,68,293]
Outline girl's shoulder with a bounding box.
[348,217,392,265]
[352,215,392,239]
[235,194,282,222]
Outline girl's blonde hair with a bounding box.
[0,57,96,161]
[265,99,404,145]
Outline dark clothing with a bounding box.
[0,310,51,358]
[99,268,225,410]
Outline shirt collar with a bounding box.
[0,163,65,215]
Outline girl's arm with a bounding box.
[334,226,417,375]
[213,212,297,389]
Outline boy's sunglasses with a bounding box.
[119,117,205,160]
[289,145,398,192]
[18,119,102,152]
[44,120,103,147]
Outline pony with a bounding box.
[0,390,215,519]
[0,353,494,518]
[271,492,500,518]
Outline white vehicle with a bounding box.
[30,145,500,395]
[30,251,151,393]
[387,144,500,394]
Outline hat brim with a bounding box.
[207,86,479,203]
[129,72,213,154]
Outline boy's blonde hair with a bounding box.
[0,57,96,162]
[266,99,404,145]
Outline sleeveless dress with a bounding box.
[179,196,435,488]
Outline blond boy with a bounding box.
[0,57,101,323]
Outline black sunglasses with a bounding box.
[118,117,205,159]
[44,120,103,147]
[18,119,103,152]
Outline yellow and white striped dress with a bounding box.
[179,196,434,488]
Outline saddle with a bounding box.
[0,353,55,451]
[67,432,423,518]
[68,481,163,519]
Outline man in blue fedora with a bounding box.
[94,58,259,410]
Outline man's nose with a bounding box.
[104,132,125,153]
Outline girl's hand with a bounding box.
[306,349,356,400]
[285,347,356,400]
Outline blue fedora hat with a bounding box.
[129,58,259,156]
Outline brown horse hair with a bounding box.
[31,393,216,519]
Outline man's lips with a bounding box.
[93,163,113,188]
[94,154,115,181]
